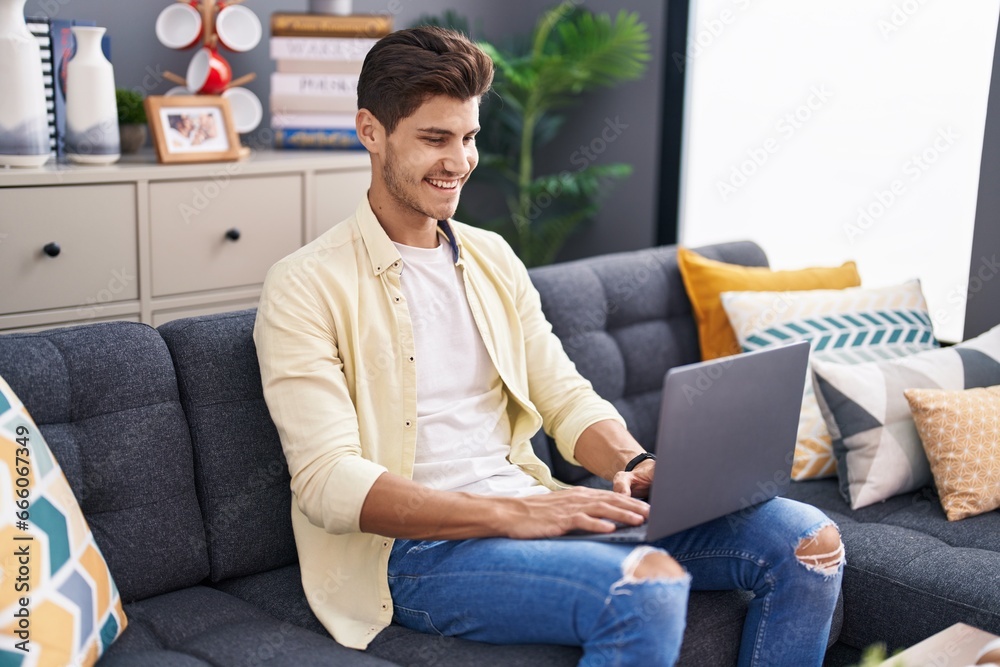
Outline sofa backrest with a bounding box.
[527,242,768,484]
[158,310,297,583]
[0,323,210,602]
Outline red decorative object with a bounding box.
[155,0,262,132]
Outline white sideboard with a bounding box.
[0,149,371,333]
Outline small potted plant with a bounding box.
[116,88,148,154]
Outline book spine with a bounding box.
[275,59,365,75]
[50,19,73,157]
[270,73,359,97]
[270,13,392,38]
[274,127,364,150]
[269,37,377,62]
[270,94,358,114]
[271,112,357,129]
[25,17,56,157]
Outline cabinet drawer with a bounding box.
[314,168,371,239]
[149,174,303,297]
[0,185,138,314]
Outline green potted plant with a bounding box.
[116,88,147,154]
[417,4,650,266]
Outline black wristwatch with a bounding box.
[624,452,656,472]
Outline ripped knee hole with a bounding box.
[621,546,686,581]
[795,524,845,571]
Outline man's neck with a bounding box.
[367,188,439,249]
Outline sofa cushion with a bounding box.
[785,479,1000,652]
[676,247,861,361]
[528,242,768,484]
[214,563,771,666]
[0,374,127,664]
[720,280,938,481]
[812,324,1000,509]
[159,310,297,582]
[98,586,390,666]
[905,385,1000,521]
[0,323,209,602]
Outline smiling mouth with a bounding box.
[426,177,462,191]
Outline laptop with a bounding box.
[556,340,810,543]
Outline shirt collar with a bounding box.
[356,196,462,276]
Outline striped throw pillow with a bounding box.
[721,280,938,480]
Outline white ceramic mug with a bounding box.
[222,87,262,134]
[215,4,262,52]
[186,46,232,95]
[155,3,202,50]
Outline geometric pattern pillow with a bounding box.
[812,324,1000,509]
[905,385,1000,521]
[0,375,126,665]
[721,280,938,481]
[676,246,862,360]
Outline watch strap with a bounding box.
[624,452,656,472]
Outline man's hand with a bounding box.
[500,487,649,539]
[612,459,655,499]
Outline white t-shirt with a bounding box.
[394,240,548,498]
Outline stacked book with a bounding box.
[269,13,392,150]
[24,16,56,159]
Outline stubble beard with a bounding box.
[382,142,458,223]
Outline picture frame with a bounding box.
[145,95,241,164]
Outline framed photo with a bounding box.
[145,95,241,164]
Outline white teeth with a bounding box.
[428,178,458,190]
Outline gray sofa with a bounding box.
[0,240,994,666]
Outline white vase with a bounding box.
[0,0,50,168]
[65,26,120,165]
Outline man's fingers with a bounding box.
[612,472,631,496]
[573,514,617,533]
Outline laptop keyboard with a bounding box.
[604,523,649,542]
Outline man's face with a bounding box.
[380,95,480,223]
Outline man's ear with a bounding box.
[356,109,384,153]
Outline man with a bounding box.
[254,26,844,667]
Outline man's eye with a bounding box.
[424,137,445,145]
[463,136,475,144]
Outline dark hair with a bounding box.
[357,26,494,134]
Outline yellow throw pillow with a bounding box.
[905,385,1000,521]
[0,376,127,664]
[676,247,862,360]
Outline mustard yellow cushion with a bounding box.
[905,385,1000,521]
[676,247,861,360]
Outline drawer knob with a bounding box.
[43,242,61,258]
[225,228,241,242]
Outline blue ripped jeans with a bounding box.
[387,497,843,667]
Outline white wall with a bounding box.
[678,0,999,342]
